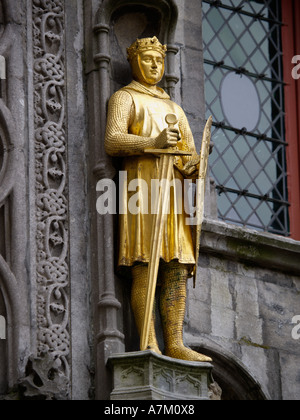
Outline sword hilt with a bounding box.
[165,113,178,129]
[166,113,180,147]
[144,114,193,156]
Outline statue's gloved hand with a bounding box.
[182,155,200,177]
[155,128,181,149]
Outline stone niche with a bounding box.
[106,1,179,356]
[0,286,7,394]
[109,5,163,92]
[88,0,182,399]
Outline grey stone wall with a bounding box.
[186,220,300,400]
[0,0,32,396]
[0,0,91,400]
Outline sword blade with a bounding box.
[140,154,174,351]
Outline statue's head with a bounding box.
[127,37,167,86]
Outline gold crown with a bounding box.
[127,37,167,62]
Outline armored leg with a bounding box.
[131,264,161,355]
[160,261,212,362]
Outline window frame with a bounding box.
[202,0,291,236]
[281,0,300,240]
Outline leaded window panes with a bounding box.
[202,0,290,236]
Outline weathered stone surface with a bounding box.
[0,0,299,401]
[19,355,69,401]
[109,351,214,400]
[186,219,300,400]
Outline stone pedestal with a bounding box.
[108,351,213,400]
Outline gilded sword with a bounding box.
[140,113,192,352]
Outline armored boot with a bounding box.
[160,261,212,363]
[131,264,161,355]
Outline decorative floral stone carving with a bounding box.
[32,0,70,394]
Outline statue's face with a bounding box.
[132,50,165,86]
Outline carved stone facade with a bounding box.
[32,0,70,389]
[109,351,214,400]
[0,0,299,400]
[0,0,31,397]
[0,0,88,400]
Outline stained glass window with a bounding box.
[202,0,290,236]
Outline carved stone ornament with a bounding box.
[109,351,214,400]
[19,354,69,401]
[32,0,70,394]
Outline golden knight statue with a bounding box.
[105,36,212,363]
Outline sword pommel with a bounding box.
[165,113,178,128]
